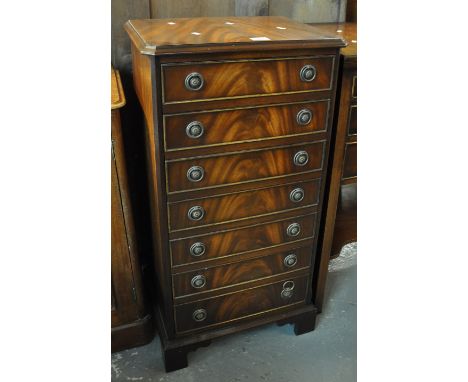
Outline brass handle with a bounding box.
[283,280,295,291]
[185,72,204,91]
[189,242,206,257]
[187,166,204,182]
[284,254,298,268]
[188,206,205,221]
[293,151,309,166]
[192,308,207,322]
[186,121,204,139]
[191,274,206,289]
[281,289,294,299]
[296,109,313,125]
[289,188,304,203]
[299,65,317,82]
[286,223,301,237]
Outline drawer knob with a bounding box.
[281,289,294,299]
[289,188,305,203]
[186,121,204,139]
[185,72,204,91]
[287,223,301,237]
[284,253,298,268]
[299,65,317,82]
[190,242,206,257]
[293,151,309,166]
[283,280,295,291]
[187,166,204,182]
[191,274,206,289]
[296,109,313,125]
[192,308,207,322]
[188,206,205,221]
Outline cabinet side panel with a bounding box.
[131,45,175,334]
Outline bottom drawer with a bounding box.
[175,275,308,333]
[342,142,357,180]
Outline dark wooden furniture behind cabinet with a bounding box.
[125,17,345,372]
[311,23,357,311]
[111,67,154,352]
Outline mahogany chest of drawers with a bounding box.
[125,16,345,372]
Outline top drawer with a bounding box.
[162,56,335,104]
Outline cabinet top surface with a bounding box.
[309,22,356,58]
[125,16,346,55]
[111,67,125,110]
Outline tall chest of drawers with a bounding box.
[125,16,345,372]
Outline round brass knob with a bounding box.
[293,151,309,166]
[188,206,205,221]
[187,166,204,182]
[186,121,204,139]
[185,72,204,91]
[281,289,294,299]
[286,223,301,237]
[289,188,305,203]
[192,308,207,322]
[296,109,313,125]
[189,242,206,257]
[191,274,206,289]
[299,65,317,82]
[283,280,295,291]
[284,254,298,268]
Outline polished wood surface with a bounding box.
[168,179,320,231]
[170,213,316,267]
[164,100,329,151]
[314,23,357,312]
[125,17,345,55]
[175,275,308,333]
[342,142,357,180]
[127,16,342,371]
[111,67,153,351]
[173,246,313,298]
[308,22,357,58]
[162,55,334,103]
[166,141,325,193]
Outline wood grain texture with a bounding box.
[308,22,357,58]
[168,179,320,231]
[331,183,356,255]
[125,17,345,55]
[170,213,317,266]
[162,56,334,103]
[164,100,329,151]
[172,246,313,297]
[175,275,308,333]
[342,142,356,180]
[166,141,325,193]
[314,35,356,311]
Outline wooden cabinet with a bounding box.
[111,67,154,352]
[125,17,345,372]
[310,23,357,311]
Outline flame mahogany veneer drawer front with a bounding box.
[172,246,314,298]
[164,100,330,151]
[170,213,316,267]
[166,141,325,193]
[162,56,335,104]
[175,275,309,333]
[168,179,320,231]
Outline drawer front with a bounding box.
[166,142,325,193]
[170,214,316,267]
[168,179,320,231]
[173,246,313,298]
[347,105,357,136]
[175,275,308,333]
[342,143,357,180]
[164,100,329,151]
[352,75,357,98]
[162,56,334,103]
